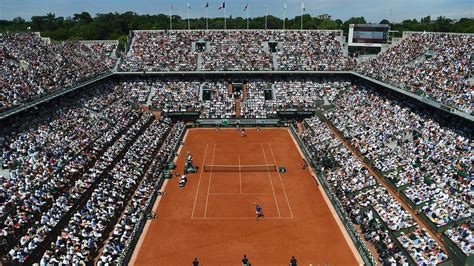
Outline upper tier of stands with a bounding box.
[357,32,473,115]
[0,32,117,113]
[119,30,353,72]
[1,30,472,117]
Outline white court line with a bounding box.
[208,192,274,195]
[239,155,242,194]
[191,144,209,219]
[192,216,293,220]
[203,144,216,218]
[211,154,266,157]
[268,143,295,218]
[260,144,281,218]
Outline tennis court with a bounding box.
[191,142,293,220]
[132,128,361,265]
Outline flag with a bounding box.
[205,2,209,8]
[169,4,173,10]
[284,2,287,9]
[218,2,225,9]
[188,2,190,9]
[243,4,248,11]
[302,2,305,12]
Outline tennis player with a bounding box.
[241,127,247,137]
[255,203,264,221]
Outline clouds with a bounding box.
[0,0,472,22]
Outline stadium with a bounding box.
[0,1,473,265]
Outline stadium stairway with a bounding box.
[272,53,279,70]
[408,54,427,67]
[0,169,10,179]
[127,36,136,57]
[145,86,157,106]
[197,53,203,71]
[113,57,121,72]
[235,98,241,118]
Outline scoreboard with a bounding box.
[348,24,390,47]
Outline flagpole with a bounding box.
[265,3,268,30]
[169,4,172,30]
[247,5,249,30]
[206,6,208,30]
[283,1,286,30]
[188,3,190,30]
[301,1,303,30]
[224,3,227,30]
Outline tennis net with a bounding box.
[203,164,277,172]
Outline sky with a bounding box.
[0,0,472,23]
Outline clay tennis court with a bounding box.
[132,128,361,265]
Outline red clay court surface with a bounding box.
[132,128,360,265]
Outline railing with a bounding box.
[117,171,165,265]
[289,124,377,266]
[0,71,114,120]
[441,231,474,265]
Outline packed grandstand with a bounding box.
[0,28,472,266]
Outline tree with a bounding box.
[342,17,366,33]
[433,16,452,32]
[12,17,26,24]
[379,19,390,25]
[73,12,92,23]
[1,11,473,41]
[421,16,431,24]
[320,19,339,30]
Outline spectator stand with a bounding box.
[111,122,187,265]
[0,107,136,225]
[196,118,281,128]
[322,107,471,236]
[441,223,473,265]
[317,86,469,264]
[289,124,377,266]
[358,206,418,265]
[80,40,119,58]
[0,72,114,120]
[20,112,151,264]
[355,31,474,117]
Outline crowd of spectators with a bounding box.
[120,31,202,72]
[201,31,273,71]
[275,31,355,71]
[398,227,449,264]
[299,116,409,263]
[119,30,353,72]
[324,85,472,232]
[99,122,185,264]
[0,82,141,263]
[0,32,117,112]
[241,80,350,118]
[39,116,170,264]
[298,116,450,264]
[122,79,234,118]
[85,42,118,69]
[150,81,202,112]
[356,32,473,114]
[444,222,472,255]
